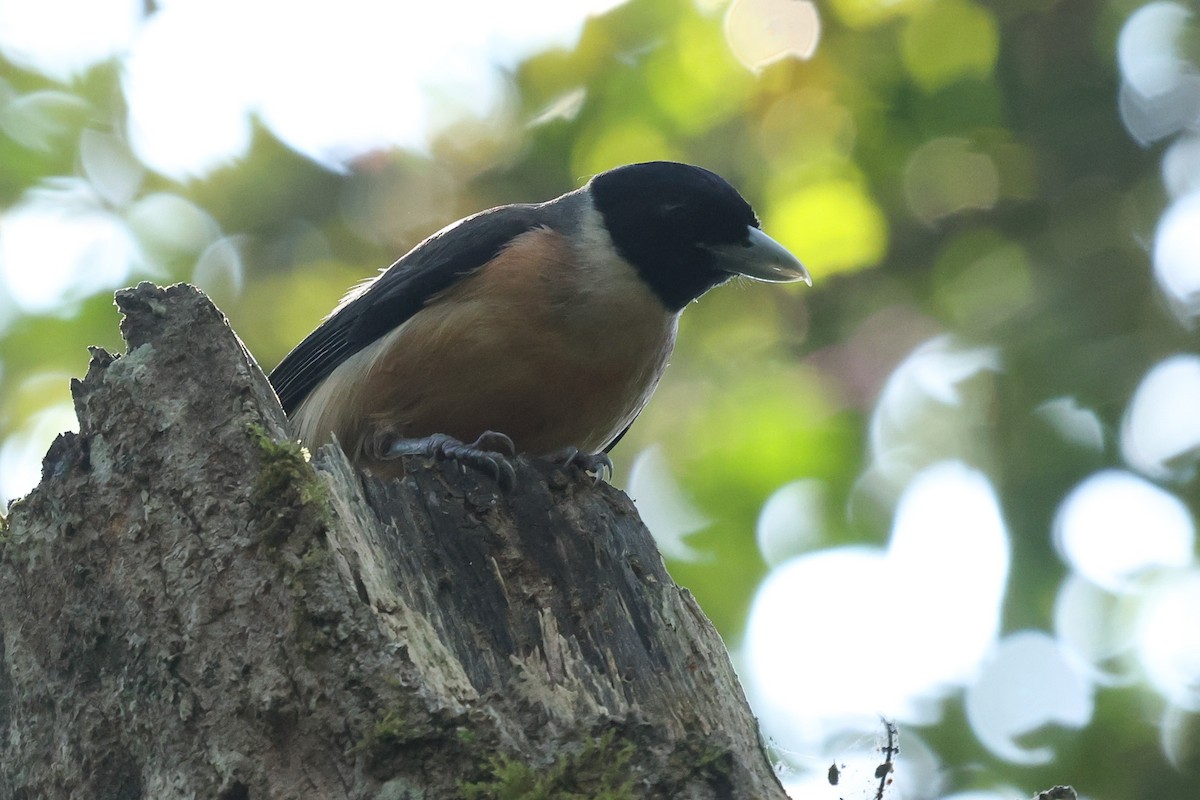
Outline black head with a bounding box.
[588,161,807,311]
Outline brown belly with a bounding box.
[362,317,672,456]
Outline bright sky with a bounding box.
[0,0,632,176]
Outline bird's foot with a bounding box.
[546,447,613,483]
[378,431,517,488]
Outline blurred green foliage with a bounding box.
[1,0,1197,797]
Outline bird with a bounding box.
[269,161,809,484]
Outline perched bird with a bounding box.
[269,161,808,483]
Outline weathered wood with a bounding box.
[0,283,786,799]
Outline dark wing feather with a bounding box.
[269,204,545,414]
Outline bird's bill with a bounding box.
[705,226,811,286]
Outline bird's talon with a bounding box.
[497,459,517,489]
[469,430,516,456]
[380,432,516,488]
[587,453,614,483]
[547,447,613,483]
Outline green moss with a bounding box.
[368,710,414,747]
[671,739,733,786]
[355,707,441,769]
[248,422,326,506]
[459,732,637,800]
[247,422,332,543]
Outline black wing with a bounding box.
[269,204,545,414]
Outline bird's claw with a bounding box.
[379,430,517,488]
[547,447,613,484]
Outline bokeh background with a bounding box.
[1,0,1198,797]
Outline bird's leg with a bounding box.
[374,430,517,488]
[545,446,613,483]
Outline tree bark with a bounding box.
[0,283,786,799]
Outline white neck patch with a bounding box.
[569,196,671,314]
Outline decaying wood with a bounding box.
[0,283,786,799]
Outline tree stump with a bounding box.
[0,283,786,799]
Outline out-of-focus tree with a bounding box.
[1,0,1197,797]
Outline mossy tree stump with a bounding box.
[0,283,787,799]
